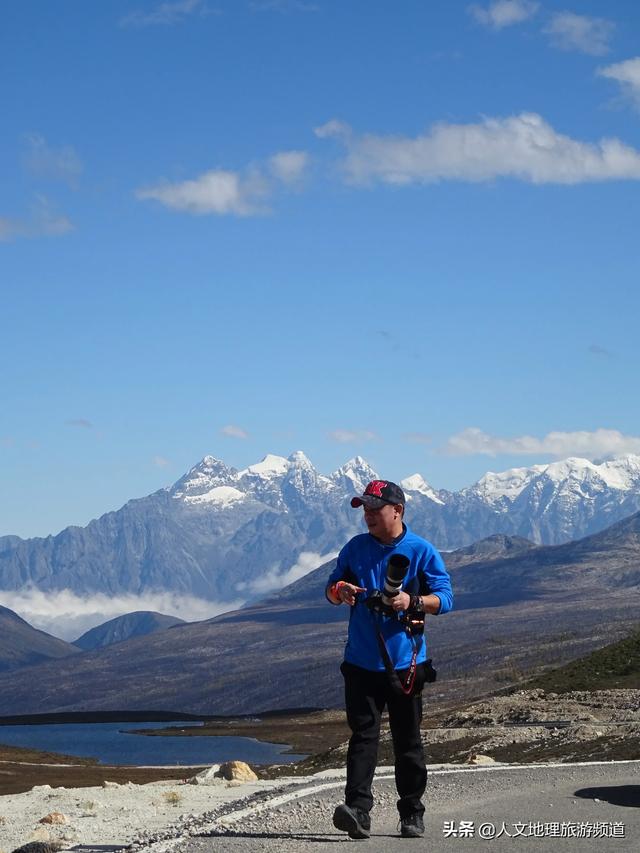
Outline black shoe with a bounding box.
[400,813,425,838]
[332,803,371,839]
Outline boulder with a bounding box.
[187,765,224,786]
[217,760,258,782]
[38,813,68,825]
[466,753,497,766]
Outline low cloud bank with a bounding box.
[236,550,337,595]
[0,588,245,641]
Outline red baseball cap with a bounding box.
[351,480,406,509]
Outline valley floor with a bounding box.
[2,687,640,852]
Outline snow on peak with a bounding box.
[201,455,222,468]
[401,473,428,491]
[288,450,314,468]
[470,453,640,505]
[239,454,290,478]
[544,454,640,491]
[183,485,244,507]
[544,457,597,481]
[330,457,379,496]
[334,456,376,476]
[598,454,640,490]
[472,463,548,503]
[400,474,444,505]
[170,455,237,501]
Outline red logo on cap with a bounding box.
[365,480,387,498]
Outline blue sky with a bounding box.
[2,0,640,538]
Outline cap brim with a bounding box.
[350,495,388,509]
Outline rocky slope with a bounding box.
[0,605,80,672]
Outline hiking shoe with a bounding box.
[332,803,371,839]
[400,813,425,838]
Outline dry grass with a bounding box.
[0,743,204,796]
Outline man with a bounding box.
[326,479,453,839]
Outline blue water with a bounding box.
[0,721,306,766]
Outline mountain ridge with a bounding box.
[0,605,81,673]
[73,611,186,651]
[1,452,640,607]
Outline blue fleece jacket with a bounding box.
[327,524,453,671]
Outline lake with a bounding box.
[0,721,306,766]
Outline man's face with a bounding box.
[363,502,402,538]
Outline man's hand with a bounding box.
[337,582,366,606]
[391,590,411,612]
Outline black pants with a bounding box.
[341,660,427,818]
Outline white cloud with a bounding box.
[238,550,336,595]
[0,587,243,641]
[137,148,308,217]
[23,134,83,186]
[317,112,640,186]
[136,168,269,216]
[269,150,308,184]
[544,12,614,56]
[598,57,640,110]
[220,424,249,439]
[443,427,640,458]
[120,0,211,27]
[468,0,538,30]
[0,196,74,242]
[153,455,170,467]
[328,429,378,444]
[313,118,351,140]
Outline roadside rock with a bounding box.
[466,753,497,765]
[37,814,68,826]
[187,765,224,786]
[216,761,258,782]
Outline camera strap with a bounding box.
[373,618,422,696]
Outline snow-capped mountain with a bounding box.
[1,452,640,605]
[0,452,375,603]
[441,455,640,545]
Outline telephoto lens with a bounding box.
[381,554,410,606]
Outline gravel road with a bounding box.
[150,761,639,853]
[3,761,637,853]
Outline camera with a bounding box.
[364,553,410,618]
[364,554,425,636]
